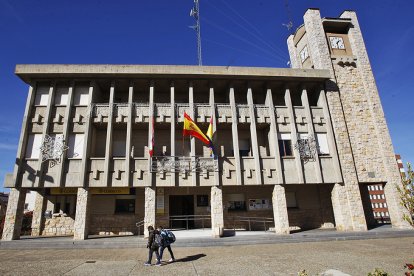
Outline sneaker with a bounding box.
[155,261,162,266]
[144,262,151,266]
[168,258,175,263]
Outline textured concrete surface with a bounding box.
[0,237,413,275]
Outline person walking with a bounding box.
[157,226,176,263]
[144,225,162,266]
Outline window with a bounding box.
[113,139,126,157]
[278,133,293,157]
[379,203,383,208]
[369,195,372,199]
[227,194,246,211]
[25,134,42,159]
[384,203,387,208]
[286,192,297,208]
[368,186,371,191]
[54,87,69,105]
[54,202,61,213]
[385,212,389,216]
[379,185,383,190]
[380,212,385,216]
[316,133,330,155]
[238,139,250,157]
[115,199,135,213]
[67,134,84,158]
[34,87,49,106]
[373,195,376,199]
[73,86,89,106]
[371,203,374,208]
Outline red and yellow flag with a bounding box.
[183,112,212,146]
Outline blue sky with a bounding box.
[0,0,413,192]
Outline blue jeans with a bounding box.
[159,244,175,260]
[147,248,160,263]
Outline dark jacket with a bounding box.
[147,229,160,250]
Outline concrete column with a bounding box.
[331,183,353,231]
[104,81,116,187]
[209,85,220,186]
[265,88,284,184]
[2,188,27,240]
[80,82,95,188]
[301,87,323,183]
[229,86,242,185]
[170,81,176,186]
[73,188,90,240]
[210,186,224,237]
[272,185,290,234]
[11,84,36,189]
[147,81,154,187]
[56,82,75,187]
[189,82,197,186]
[30,190,46,236]
[318,88,342,183]
[35,82,56,187]
[284,87,305,183]
[247,86,262,185]
[144,186,156,237]
[126,81,134,186]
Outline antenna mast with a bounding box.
[190,0,202,66]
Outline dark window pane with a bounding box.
[115,199,135,214]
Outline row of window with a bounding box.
[369,194,386,200]
[34,86,89,106]
[368,185,383,191]
[371,202,387,209]
[26,132,330,159]
[373,211,389,217]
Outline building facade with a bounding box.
[2,9,410,240]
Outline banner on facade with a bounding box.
[91,188,131,195]
[50,188,78,195]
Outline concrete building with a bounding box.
[2,9,410,241]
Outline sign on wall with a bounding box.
[50,187,78,195]
[248,199,271,210]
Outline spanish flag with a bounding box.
[206,115,216,157]
[183,112,212,147]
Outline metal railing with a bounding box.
[168,215,211,230]
[231,216,274,231]
[136,220,145,236]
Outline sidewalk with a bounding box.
[1,225,413,249]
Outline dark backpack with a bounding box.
[161,230,176,244]
[154,233,163,247]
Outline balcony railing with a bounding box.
[150,156,218,173]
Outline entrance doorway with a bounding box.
[169,195,195,229]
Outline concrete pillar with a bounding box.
[210,186,224,237]
[301,87,323,183]
[73,188,90,240]
[126,81,134,186]
[229,86,242,185]
[147,81,154,186]
[31,190,46,236]
[10,84,36,189]
[2,188,27,240]
[170,81,176,186]
[272,185,290,234]
[284,87,305,183]
[247,86,262,185]
[56,82,74,187]
[189,82,197,186]
[331,183,353,231]
[104,81,115,187]
[144,186,156,237]
[79,82,95,190]
[209,85,220,186]
[35,82,55,187]
[265,88,284,184]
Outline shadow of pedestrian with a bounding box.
[175,254,206,263]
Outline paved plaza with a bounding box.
[0,230,413,275]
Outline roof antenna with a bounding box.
[282,0,294,31]
[190,0,203,66]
